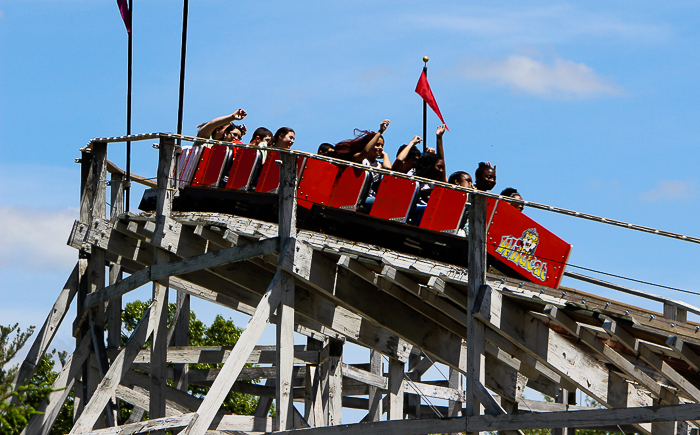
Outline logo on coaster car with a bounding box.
[494,228,548,281]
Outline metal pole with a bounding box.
[176,0,189,138]
[125,0,133,212]
[422,56,428,154]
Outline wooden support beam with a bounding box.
[366,350,383,422]
[123,344,319,365]
[467,193,488,433]
[334,256,462,367]
[269,402,700,435]
[667,336,700,373]
[69,303,153,434]
[172,290,190,392]
[276,150,298,432]
[388,358,404,420]
[149,276,169,424]
[276,269,296,431]
[181,270,284,435]
[476,286,612,406]
[77,237,279,317]
[21,334,91,435]
[12,262,82,393]
[327,338,344,426]
[406,352,421,418]
[304,337,324,426]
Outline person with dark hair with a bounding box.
[250,127,273,146]
[449,171,473,189]
[334,119,391,164]
[408,125,449,224]
[393,138,422,174]
[230,123,246,143]
[196,108,247,142]
[500,187,524,212]
[317,143,336,157]
[270,127,295,149]
[414,154,447,184]
[475,162,497,191]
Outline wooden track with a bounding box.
[14,136,700,435]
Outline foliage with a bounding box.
[0,324,65,435]
[121,300,261,416]
[0,300,262,434]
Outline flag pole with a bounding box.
[125,0,133,212]
[422,56,428,154]
[176,0,189,138]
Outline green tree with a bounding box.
[121,300,261,416]
[0,324,59,435]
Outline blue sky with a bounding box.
[1,0,699,404]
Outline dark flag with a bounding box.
[116,0,131,33]
[415,71,448,130]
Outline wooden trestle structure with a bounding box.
[13,133,700,434]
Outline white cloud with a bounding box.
[641,180,698,201]
[404,5,670,45]
[0,206,78,272]
[458,55,621,99]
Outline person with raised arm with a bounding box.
[196,108,247,142]
[334,119,391,165]
[392,135,422,174]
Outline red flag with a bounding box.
[415,71,448,131]
[116,0,131,33]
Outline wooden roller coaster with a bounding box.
[11,133,700,435]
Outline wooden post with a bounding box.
[552,387,575,435]
[653,396,681,435]
[408,351,421,418]
[448,367,462,435]
[107,171,124,430]
[305,337,324,426]
[74,149,93,420]
[367,350,383,422]
[276,150,298,431]
[173,291,190,391]
[150,137,177,430]
[78,142,110,427]
[327,339,343,426]
[608,372,652,435]
[664,303,688,323]
[388,357,404,420]
[107,172,124,353]
[467,193,488,434]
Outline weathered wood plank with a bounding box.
[12,262,81,392]
[276,270,296,431]
[79,238,279,313]
[149,271,169,423]
[72,413,194,435]
[477,287,611,405]
[21,334,91,435]
[69,304,153,434]
[121,345,319,365]
[467,194,487,431]
[181,271,284,435]
[366,350,383,422]
[387,358,404,420]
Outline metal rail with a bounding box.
[86,132,700,246]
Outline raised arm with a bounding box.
[391,136,422,172]
[196,108,247,138]
[435,124,446,161]
[352,119,390,162]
